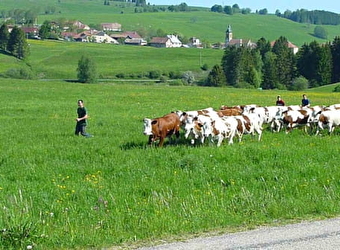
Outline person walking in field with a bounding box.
[75,99,92,137]
[276,95,285,106]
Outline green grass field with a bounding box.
[0,39,223,79]
[1,79,340,249]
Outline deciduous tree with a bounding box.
[77,55,98,83]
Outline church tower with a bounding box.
[225,24,233,44]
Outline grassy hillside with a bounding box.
[0,40,224,79]
[0,0,339,46]
[2,79,340,249]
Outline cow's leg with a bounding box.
[158,137,165,147]
[175,130,180,144]
[256,128,262,141]
[216,135,223,147]
[316,122,323,136]
[329,124,334,135]
[227,131,235,145]
[148,135,153,145]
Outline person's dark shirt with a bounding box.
[77,107,87,125]
[302,98,310,107]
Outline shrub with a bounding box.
[333,85,340,92]
[159,76,167,83]
[168,71,181,79]
[168,79,183,86]
[116,73,125,78]
[314,26,328,39]
[290,76,309,90]
[5,67,36,79]
[148,70,161,79]
[201,63,209,71]
[234,81,255,89]
[77,55,97,83]
[181,71,195,85]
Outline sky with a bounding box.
[149,0,340,14]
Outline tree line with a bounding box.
[210,3,340,26]
[211,4,267,15]
[205,36,340,90]
[276,9,340,25]
[0,24,29,60]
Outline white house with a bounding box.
[167,35,182,47]
[188,37,202,48]
[91,31,119,44]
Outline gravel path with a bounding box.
[137,217,340,250]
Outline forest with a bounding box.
[205,36,340,90]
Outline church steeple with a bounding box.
[226,24,233,43]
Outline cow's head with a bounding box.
[143,118,154,135]
[184,116,195,138]
[202,120,214,138]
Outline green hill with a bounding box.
[1,0,340,79]
[1,0,339,45]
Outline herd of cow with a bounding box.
[142,103,340,147]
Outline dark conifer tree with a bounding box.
[272,36,296,89]
[331,36,340,83]
[0,23,10,51]
[206,64,226,87]
[7,26,29,59]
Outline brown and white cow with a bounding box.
[235,113,263,141]
[217,108,242,117]
[282,109,311,134]
[316,109,340,135]
[176,108,219,145]
[143,112,180,147]
[201,116,229,146]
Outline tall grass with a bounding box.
[1,79,340,249]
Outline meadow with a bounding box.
[0,39,223,80]
[1,78,340,249]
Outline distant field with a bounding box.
[0,0,339,46]
[25,40,223,79]
[0,39,223,79]
[1,79,340,249]
[1,0,340,80]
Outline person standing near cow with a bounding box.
[75,99,92,137]
[276,95,285,106]
[301,94,310,107]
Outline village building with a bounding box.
[61,32,78,41]
[68,20,90,31]
[124,37,147,46]
[101,23,122,32]
[149,35,182,48]
[110,31,141,40]
[91,31,119,44]
[188,37,202,48]
[20,27,39,38]
[224,24,256,49]
[270,40,299,54]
